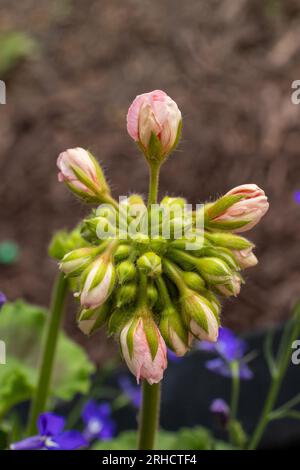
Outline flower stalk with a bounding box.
[27,273,68,435]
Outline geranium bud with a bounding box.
[114,244,132,262]
[181,271,206,292]
[126,90,182,162]
[233,247,258,269]
[180,290,220,342]
[80,256,115,309]
[116,260,137,284]
[77,303,110,336]
[206,184,269,233]
[57,147,110,202]
[205,232,253,251]
[195,257,233,285]
[116,283,137,308]
[120,314,167,384]
[159,306,189,356]
[215,272,242,297]
[59,247,99,277]
[137,252,162,278]
[160,196,187,210]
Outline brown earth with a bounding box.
[1,0,300,365]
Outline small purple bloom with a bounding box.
[11,412,86,450]
[82,400,115,442]
[167,348,184,363]
[0,291,7,310]
[210,399,230,428]
[118,375,141,408]
[198,327,253,380]
[293,190,300,204]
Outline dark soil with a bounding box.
[1,0,300,364]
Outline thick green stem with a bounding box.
[137,161,162,450]
[248,306,300,450]
[27,273,68,435]
[147,163,161,207]
[138,381,161,450]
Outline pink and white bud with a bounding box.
[57,147,109,201]
[80,256,115,309]
[120,317,167,384]
[233,247,258,269]
[181,291,219,342]
[213,184,269,233]
[126,90,182,160]
[216,273,242,297]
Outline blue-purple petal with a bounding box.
[11,436,45,450]
[239,362,254,380]
[205,358,231,377]
[38,412,65,437]
[49,431,87,450]
[210,398,230,415]
[82,400,100,425]
[0,291,7,309]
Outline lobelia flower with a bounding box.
[207,184,269,232]
[0,291,7,309]
[120,315,167,384]
[293,190,300,204]
[57,147,110,202]
[80,256,116,309]
[126,90,182,162]
[210,399,230,428]
[10,412,86,450]
[198,327,253,379]
[82,400,115,442]
[118,375,142,408]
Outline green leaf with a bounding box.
[0,301,95,415]
[0,32,38,77]
[92,427,230,450]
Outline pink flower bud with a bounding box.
[216,273,242,297]
[80,257,115,309]
[126,90,182,160]
[120,317,167,384]
[57,147,109,201]
[212,184,269,232]
[233,247,258,269]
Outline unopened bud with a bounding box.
[215,272,242,297]
[80,256,116,309]
[116,260,137,284]
[205,184,269,233]
[127,90,182,163]
[159,306,189,356]
[77,303,110,335]
[232,247,258,269]
[137,252,162,278]
[57,147,110,203]
[205,232,253,251]
[181,271,206,292]
[119,313,167,384]
[59,247,98,277]
[116,283,137,308]
[114,244,132,262]
[180,290,220,342]
[195,257,232,285]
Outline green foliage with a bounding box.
[0,32,37,77]
[0,241,19,265]
[92,427,233,450]
[0,301,95,417]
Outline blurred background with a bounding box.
[0,0,300,368]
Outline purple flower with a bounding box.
[118,375,141,408]
[167,348,184,363]
[198,327,253,380]
[0,291,7,310]
[11,412,86,450]
[210,398,230,427]
[82,400,115,442]
[293,190,300,204]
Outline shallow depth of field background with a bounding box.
[1,0,300,366]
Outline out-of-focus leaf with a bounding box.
[92,427,230,450]
[0,32,37,76]
[0,301,95,415]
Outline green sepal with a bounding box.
[143,316,159,361]
[206,219,250,231]
[108,308,133,336]
[126,317,140,360]
[205,232,253,250]
[147,131,163,161]
[204,194,244,221]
